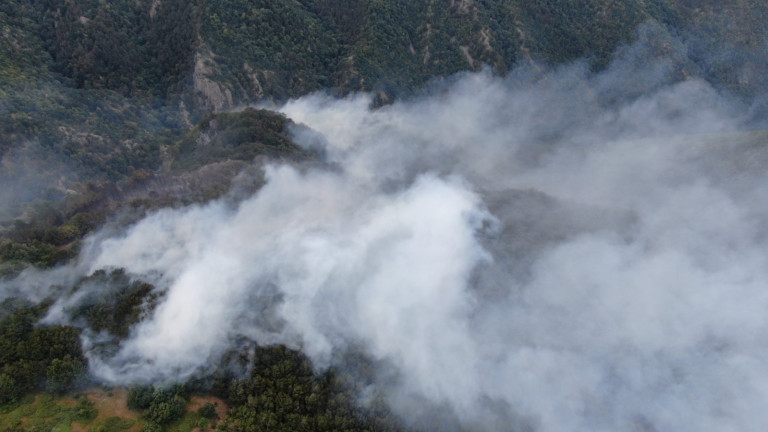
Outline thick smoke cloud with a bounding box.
[275,64,768,431]
[7,27,768,431]
[80,168,491,390]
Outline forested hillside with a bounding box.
[2,1,768,431]
[2,0,766,220]
[3,0,768,103]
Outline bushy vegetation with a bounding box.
[202,0,342,100]
[0,394,92,432]
[0,192,110,271]
[0,392,135,432]
[128,385,190,426]
[120,345,401,432]
[0,108,307,272]
[68,268,162,340]
[0,201,99,268]
[0,269,161,407]
[172,108,308,171]
[0,301,86,403]
[0,0,198,97]
[217,345,400,432]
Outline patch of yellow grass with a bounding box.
[70,388,143,432]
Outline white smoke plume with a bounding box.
[7,28,768,432]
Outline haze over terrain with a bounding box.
[2,1,768,431]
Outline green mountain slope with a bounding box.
[0,0,766,272]
[4,0,767,105]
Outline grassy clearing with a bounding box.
[0,393,87,432]
[1,389,228,432]
[169,412,209,432]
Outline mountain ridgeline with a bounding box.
[3,0,768,105]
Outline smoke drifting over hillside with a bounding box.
[7,30,768,431]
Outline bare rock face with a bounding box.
[243,62,265,101]
[149,0,161,19]
[192,49,233,111]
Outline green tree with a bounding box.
[199,402,218,419]
[0,373,19,405]
[46,354,85,394]
[74,396,98,421]
[145,395,187,425]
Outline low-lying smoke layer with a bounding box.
[7,30,768,432]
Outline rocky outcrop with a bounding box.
[192,49,233,111]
